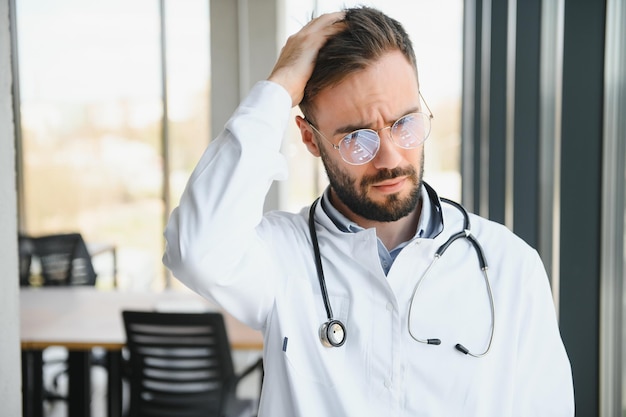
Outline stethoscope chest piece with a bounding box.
[319,319,347,347]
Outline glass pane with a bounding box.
[16,0,164,289]
[164,0,210,208]
[163,0,211,290]
[281,0,463,211]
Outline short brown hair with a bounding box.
[299,7,418,121]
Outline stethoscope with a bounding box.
[308,196,495,357]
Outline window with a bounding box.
[14,0,209,289]
[14,0,462,289]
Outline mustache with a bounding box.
[360,166,417,188]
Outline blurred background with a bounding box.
[5,0,625,415]
[12,0,463,291]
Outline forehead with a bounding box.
[311,50,420,129]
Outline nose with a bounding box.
[371,128,402,169]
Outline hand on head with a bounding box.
[268,12,346,108]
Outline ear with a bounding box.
[296,115,321,157]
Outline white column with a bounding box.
[0,0,23,414]
[210,0,284,211]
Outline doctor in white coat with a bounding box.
[164,7,575,416]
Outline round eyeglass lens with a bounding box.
[339,130,380,165]
[392,113,431,149]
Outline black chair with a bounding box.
[20,232,101,401]
[122,311,263,417]
[18,234,35,286]
[31,232,97,286]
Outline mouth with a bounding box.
[371,177,407,194]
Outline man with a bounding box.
[164,7,574,416]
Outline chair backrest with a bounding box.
[31,233,97,286]
[18,234,35,286]
[122,311,237,417]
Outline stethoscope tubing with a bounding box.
[309,199,347,347]
[309,196,495,356]
[308,198,335,321]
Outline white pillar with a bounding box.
[210,0,284,211]
[0,0,23,414]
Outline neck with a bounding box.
[329,190,422,251]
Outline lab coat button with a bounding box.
[386,302,394,312]
[384,379,392,388]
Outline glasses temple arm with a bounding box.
[419,91,434,119]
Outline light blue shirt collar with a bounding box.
[319,182,443,274]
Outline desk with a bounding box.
[20,287,263,417]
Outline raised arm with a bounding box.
[162,12,345,328]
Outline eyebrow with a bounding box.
[331,106,421,137]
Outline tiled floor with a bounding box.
[43,348,262,417]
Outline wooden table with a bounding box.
[20,287,263,417]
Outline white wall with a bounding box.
[0,0,22,415]
[210,0,282,212]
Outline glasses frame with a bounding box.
[305,92,434,165]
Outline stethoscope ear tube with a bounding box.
[407,197,495,357]
[438,198,488,270]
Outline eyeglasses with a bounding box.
[306,93,434,165]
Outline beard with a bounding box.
[318,145,423,222]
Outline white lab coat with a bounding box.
[164,81,575,416]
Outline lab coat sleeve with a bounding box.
[163,81,292,329]
[513,250,575,416]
